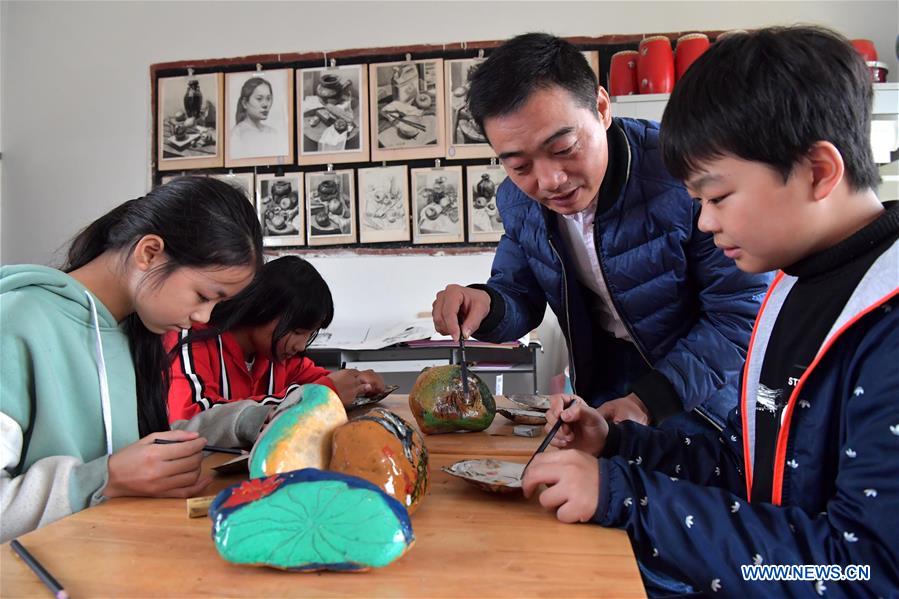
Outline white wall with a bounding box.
[2,1,896,389]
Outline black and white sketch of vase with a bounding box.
[475,173,496,201]
[184,79,204,119]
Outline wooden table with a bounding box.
[2,397,645,597]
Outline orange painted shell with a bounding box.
[329,408,429,514]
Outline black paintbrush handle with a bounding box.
[153,439,245,455]
[459,330,471,400]
[522,398,576,474]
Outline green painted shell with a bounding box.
[209,469,414,571]
[408,364,495,434]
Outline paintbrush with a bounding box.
[521,398,576,475]
[154,439,246,455]
[459,328,471,402]
[10,540,69,599]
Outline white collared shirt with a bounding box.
[557,200,633,341]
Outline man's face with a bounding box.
[686,155,818,273]
[484,85,612,215]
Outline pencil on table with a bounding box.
[10,539,69,599]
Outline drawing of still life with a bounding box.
[297,65,369,165]
[369,59,446,161]
[305,170,356,246]
[444,58,495,160]
[466,164,507,242]
[411,166,463,244]
[157,73,223,170]
[257,173,304,247]
[358,165,410,243]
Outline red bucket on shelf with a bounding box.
[675,33,710,81]
[638,36,675,94]
[850,39,878,62]
[608,50,639,96]
[867,61,889,83]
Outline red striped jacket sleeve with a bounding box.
[165,330,233,423]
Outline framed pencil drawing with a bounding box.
[358,165,410,243]
[411,166,464,244]
[297,65,369,166]
[369,59,446,162]
[225,69,295,168]
[157,73,224,171]
[257,173,304,247]
[466,164,507,242]
[444,58,494,160]
[305,169,356,246]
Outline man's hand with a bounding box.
[544,394,610,456]
[431,284,491,341]
[597,393,650,426]
[521,450,601,523]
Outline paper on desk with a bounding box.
[309,319,435,350]
[310,318,532,350]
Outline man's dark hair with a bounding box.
[660,26,879,191]
[467,32,598,134]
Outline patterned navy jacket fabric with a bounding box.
[595,264,899,597]
[478,117,771,427]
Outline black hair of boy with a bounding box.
[467,32,599,133]
[660,26,880,191]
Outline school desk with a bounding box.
[1,413,645,597]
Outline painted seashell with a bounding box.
[249,384,347,478]
[505,394,551,412]
[329,408,429,513]
[442,458,524,494]
[408,364,495,434]
[210,468,414,571]
[496,407,547,425]
[347,384,400,411]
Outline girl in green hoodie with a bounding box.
[1,177,266,541]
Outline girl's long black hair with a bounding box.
[63,177,264,436]
[206,256,334,359]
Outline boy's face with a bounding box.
[686,155,817,273]
[484,85,612,215]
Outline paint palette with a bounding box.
[505,394,552,412]
[442,458,525,494]
[212,454,250,475]
[496,407,547,425]
[347,385,400,411]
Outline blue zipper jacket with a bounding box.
[474,118,771,430]
[595,242,899,596]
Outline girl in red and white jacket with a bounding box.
[165,256,385,423]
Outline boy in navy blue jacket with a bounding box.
[523,26,899,596]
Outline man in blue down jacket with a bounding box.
[432,33,770,434]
